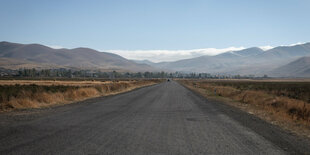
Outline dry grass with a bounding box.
[0,79,161,111]
[179,79,310,137]
[0,79,126,86]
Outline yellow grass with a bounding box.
[0,79,161,111]
[0,80,126,86]
[179,80,310,127]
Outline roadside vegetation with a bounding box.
[0,79,161,111]
[1,67,269,79]
[179,79,310,135]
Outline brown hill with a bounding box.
[271,56,310,77]
[0,42,155,72]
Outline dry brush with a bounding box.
[180,80,310,126]
[0,79,161,111]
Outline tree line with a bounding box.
[0,68,268,79]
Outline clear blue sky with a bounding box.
[1,0,310,50]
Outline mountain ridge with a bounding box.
[0,41,156,72]
[135,42,310,77]
[2,41,310,77]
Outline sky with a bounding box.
[1,0,310,62]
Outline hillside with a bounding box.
[149,43,310,76]
[271,56,310,77]
[0,42,155,72]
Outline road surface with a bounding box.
[0,81,310,154]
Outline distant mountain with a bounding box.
[148,47,267,73]
[271,56,310,77]
[0,41,156,72]
[3,41,310,77]
[233,47,264,57]
[148,43,310,76]
[132,59,156,66]
[259,43,310,59]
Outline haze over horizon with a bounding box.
[52,41,308,62]
[41,41,310,62]
[104,42,307,62]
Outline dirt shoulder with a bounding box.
[178,79,310,139]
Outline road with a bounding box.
[0,81,310,154]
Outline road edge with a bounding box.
[176,80,310,154]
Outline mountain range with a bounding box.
[0,42,155,72]
[134,43,310,77]
[1,41,310,77]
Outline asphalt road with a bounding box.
[0,81,310,154]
